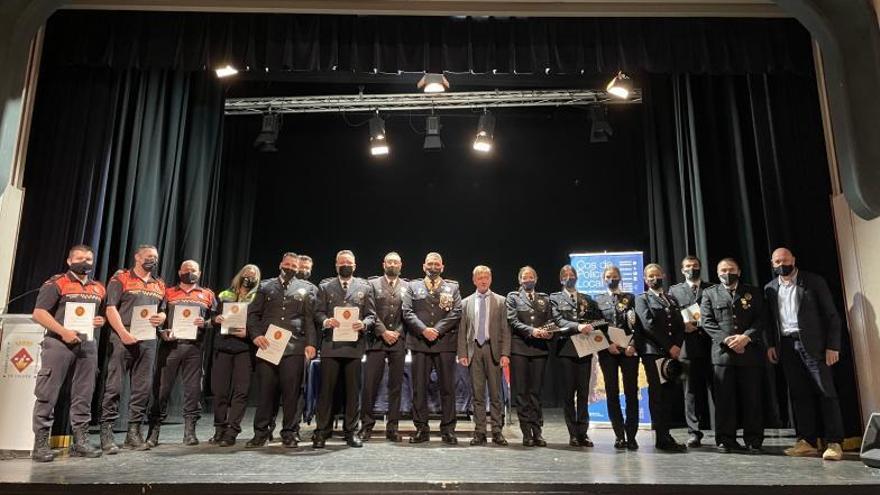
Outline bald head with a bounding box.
[771,247,797,277]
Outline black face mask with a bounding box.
[683,268,701,281]
[337,266,354,278]
[180,272,199,285]
[719,272,739,286]
[607,279,621,290]
[242,277,257,289]
[296,270,311,280]
[646,278,663,290]
[426,268,441,279]
[384,266,401,277]
[773,264,795,277]
[141,259,158,272]
[70,262,94,276]
[281,268,296,281]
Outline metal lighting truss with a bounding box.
[224,88,642,115]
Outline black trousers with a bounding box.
[598,350,640,441]
[253,355,305,439]
[780,336,844,444]
[713,365,764,447]
[32,338,97,432]
[411,351,457,435]
[315,356,362,437]
[211,350,251,435]
[683,355,713,436]
[101,333,156,425]
[558,354,592,438]
[361,349,406,433]
[510,354,546,436]
[642,355,677,442]
[149,341,202,424]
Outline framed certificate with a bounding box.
[130,305,157,341]
[333,306,360,342]
[63,302,96,341]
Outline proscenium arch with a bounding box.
[0,1,878,213]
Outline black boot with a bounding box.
[145,423,160,448]
[100,423,119,455]
[208,427,225,445]
[183,417,199,446]
[31,428,54,463]
[71,426,102,458]
[124,422,150,450]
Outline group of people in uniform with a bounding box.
[29,244,846,463]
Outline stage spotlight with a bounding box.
[215,64,239,78]
[472,111,495,153]
[589,105,614,143]
[423,116,443,151]
[417,73,450,93]
[606,71,633,99]
[369,114,389,156]
[253,113,281,152]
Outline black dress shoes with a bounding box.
[656,440,688,453]
[470,433,487,446]
[441,433,458,445]
[578,435,594,447]
[717,441,746,454]
[626,438,639,451]
[687,433,703,448]
[569,436,580,447]
[386,431,403,443]
[312,435,326,449]
[532,434,547,447]
[492,432,508,446]
[345,435,363,448]
[359,429,372,442]
[614,437,628,450]
[409,431,430,444]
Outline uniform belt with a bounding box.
[782,332,801,341]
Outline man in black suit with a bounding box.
[402,252,462,445]
[312,250,376,448]
[361,252,407,442]
[764,247,844,461]
[668,255,714,448]
[700,258,764,453]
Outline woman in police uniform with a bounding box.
[594,266,640,450]
[505,266,553,446]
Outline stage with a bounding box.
[1,410,878,494]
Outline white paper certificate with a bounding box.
[333,306,360,342]
[130,305,157,341]
[256,324,292,365]
[607,326,632,348]
[220,302,248,335]
[570,330,609,358]
[680,303,702,324]
[172,305,198,340]
[63,302,96,341]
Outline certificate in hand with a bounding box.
[130,305,157,341]
[172,305,198,340]
[63,302,96,341]
[680,303,702,324]
[220,302,248,335]
[256,324,292,365]
[570,330,609,358]
[333,306,360,342]
[607,326,632,348]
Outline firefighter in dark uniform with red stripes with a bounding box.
[31,244,107,462]
[99,244,167,453]
[146,260,217,447]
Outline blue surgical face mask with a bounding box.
[521,280,536,291]
[562,278,577,289]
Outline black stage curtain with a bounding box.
[42,11,813,75]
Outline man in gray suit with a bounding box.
[457,265,511,446]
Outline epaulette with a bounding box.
[443,279,458,285]
[368,276,380,280]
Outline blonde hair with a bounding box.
[230,264,261,293]
[472,265,492,277]
[644,263,664,276]
[602,265,621,278]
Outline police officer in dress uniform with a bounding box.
[245,252,317,448]
[634,263,687,452]
[402,252,463,445]
[31,244,107,462]
[100,244,167,453]
[594,265,640,451]
[505,266,552,447]
[312,250,376,449]
[668,255,715,448]
[700,257,765,454]
[146,260,217,447]
[550,264,607,448]
[360,252,408,442]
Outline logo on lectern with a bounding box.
[11,348,34,373]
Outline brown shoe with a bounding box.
[784,439,819,457]
[822,442,843,461]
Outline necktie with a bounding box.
[342,281,348,291]
[570,292,576,304]
[528,292,534,302]
[477,294,488,345]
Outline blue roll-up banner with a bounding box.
[568,251,651,426]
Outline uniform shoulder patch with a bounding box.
[44,274,65,286]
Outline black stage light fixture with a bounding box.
[369,114,389,156]
[253,113,281,152]
[472,110,495,153]
[861,412,880,468]
[423,115,443,151]
[589,105,614,143]
[607,71,633,100]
